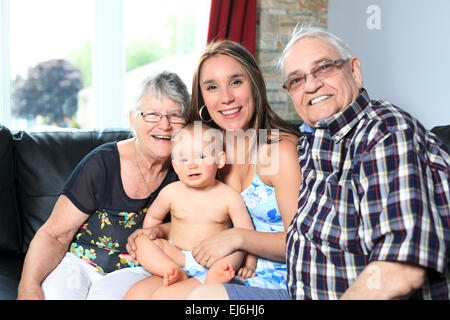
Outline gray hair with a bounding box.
[134,71,191,118]
[278,24,354,72]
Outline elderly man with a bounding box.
[280,24,450,300]
[186,25,449,302]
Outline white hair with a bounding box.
[278,24,354,72]
[134,71,190,118]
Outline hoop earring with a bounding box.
[199,105,212,123]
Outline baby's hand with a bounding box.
[237,267,256,279]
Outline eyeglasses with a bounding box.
[139,111,185,124]
[282,59,349,93]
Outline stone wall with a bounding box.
[256,0,328,122]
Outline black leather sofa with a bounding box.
[0,124,449,300]
[0,125,134,300]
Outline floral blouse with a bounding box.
[62,142,178,274]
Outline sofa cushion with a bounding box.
[431,125,450,152]
[0,253,24,300]
[13,128,134,252]
[0,126,22,253]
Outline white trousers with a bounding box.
[42,252,151,300]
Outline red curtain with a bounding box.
[206,0,257,56]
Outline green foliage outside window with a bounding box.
[11,59,83,126]
[69,37,170,88]
[125,38,167,72]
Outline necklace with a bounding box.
[134,141,152,195]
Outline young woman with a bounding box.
[127,41,301,300]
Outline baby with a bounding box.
[134,122,256,287]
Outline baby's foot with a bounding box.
[205,263,235,284]
[163,268,189,287]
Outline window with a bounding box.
[8,0,94,130]
[1,0,210,130]
[122,0,210,127]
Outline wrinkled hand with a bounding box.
[192,228,240,268]
[126,226,165,262]
[237,267,256,279]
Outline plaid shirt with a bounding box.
[286,89,450,299]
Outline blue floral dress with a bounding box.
[237,152,287,289]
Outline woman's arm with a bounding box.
[193,228,287,268]
[240,138,301,261]
[266,138,301,231]
[17,195,89,300]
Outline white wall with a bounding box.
[328,0,450,130]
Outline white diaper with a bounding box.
[168,240,208,283]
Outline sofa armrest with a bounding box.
[431,125,450,152]
[0,126,22,254]
[13,128,134,252]
[0,253,25,300]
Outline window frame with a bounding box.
[0,0,210,129]
[0,0,11,127]
[93,0,125,129]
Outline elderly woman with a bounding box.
[17,71,190,300]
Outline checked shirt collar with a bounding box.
[299,89,371,142]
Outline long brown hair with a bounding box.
[189,40,300,142]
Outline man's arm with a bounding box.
[346,128,442,300]
[340,260,426,300]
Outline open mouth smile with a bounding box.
[219,107,242,116]
[152,135,171,141]
[310,95,331,105]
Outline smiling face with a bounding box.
[130,92,184,160]
[282,37,363,126]
[171,127,225,189]
[199,54,255,131]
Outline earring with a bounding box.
[199,105,212,122]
